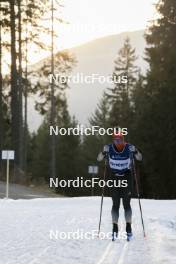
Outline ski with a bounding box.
[127,233,133,242]
[112,232,118,242]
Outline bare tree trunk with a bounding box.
[0,4,3,175]
[10,0,20,167]
[50,0,56,180]
[18,0,23,171]
[23,0,28,176]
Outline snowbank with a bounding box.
[0,197,176,264]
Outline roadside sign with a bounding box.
[88,165,98,174]
[1,150,15,199]
[2,150,15,160]
[88,165,99,197]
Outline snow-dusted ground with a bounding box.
[0,197,176,264]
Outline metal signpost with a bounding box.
[2,150,15,199]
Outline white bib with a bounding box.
[109,157,131,171]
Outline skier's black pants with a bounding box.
[111,193,132,224]
[109,171,133,224]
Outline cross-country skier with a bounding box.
[97,132,142,241]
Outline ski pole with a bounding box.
[131,152,146,238]
[98,158,107,237]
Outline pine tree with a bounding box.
[137,0,176,198]
[106,37,138,135]
[0,0,62,176]
[80,92,110,196]
[30,94,81,195]
[83,93,110,159]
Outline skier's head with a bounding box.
[112,132,125,151]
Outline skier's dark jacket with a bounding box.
[97,143,142,196]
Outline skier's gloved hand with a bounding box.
[97,145,109,162]
[129,145,142,161]
[97,152,104,162]
[135,150,142,161]
[103,145,109,154]
[129,145,136,152]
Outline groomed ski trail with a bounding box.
[0,198,176,264]
[96,240,129,264]
[96,221,176,264]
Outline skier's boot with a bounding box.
[126,222,132,241]
[112,223,118,241]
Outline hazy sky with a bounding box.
[27,0,158,64]
[58,0,158,49]
[28,0,158,130]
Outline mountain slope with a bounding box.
[29,30,146,130]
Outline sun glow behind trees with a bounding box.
[2,0,158,71]
[58,0,158,49]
